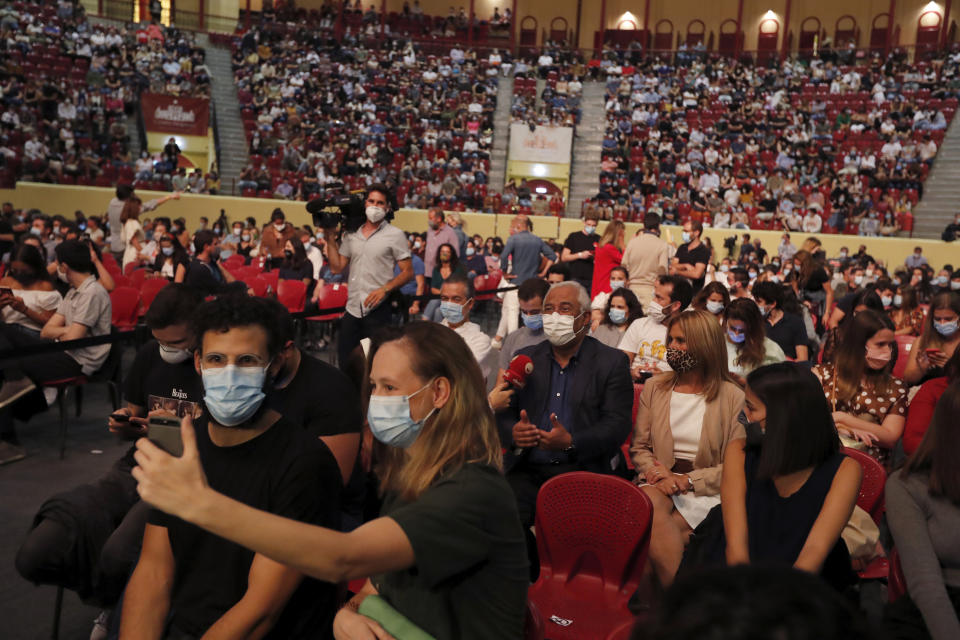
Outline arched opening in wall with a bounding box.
[686,19,706,48]
[835,14,859,48]
[917,10,942,59]
[870,13,891,52]
[757,17,780,65]
[549,16,569,45]
[617,18,637,30]
[718,18,741,57]
[798,16,821,54]
[526,179,562,197]
[653,18,673,51]
[520,15,538,51]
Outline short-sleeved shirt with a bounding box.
[397,255,425,296]
[149,416,342,638]
[764,312,808,359]
[619,317,671,371]
[59,276,112,374]
[499,326,546,370]
[339,221,411,317]
[374,463,529,640]
[266,353,361,438]
[500,231,557,282]
[562,231,597,285]
[675,242,711,292]
[811,364,908,465]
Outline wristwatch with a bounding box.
[562,443,577,461]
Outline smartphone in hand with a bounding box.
[148,415,184,457]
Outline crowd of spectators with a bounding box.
[0,1,211,191]
[2,187,960,639]
[584,47,960,237]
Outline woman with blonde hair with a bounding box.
[630,309,746,585]
[591,219,626,297]
[131,322,529,640]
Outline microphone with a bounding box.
[503,354,534,390]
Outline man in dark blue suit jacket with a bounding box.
[495,281,633,528]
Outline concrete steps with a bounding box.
[566,81,607,218]
[198,33,248,195]
[912,115,960,237]
[488,76,513,193]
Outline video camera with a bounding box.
[305,184,367,233]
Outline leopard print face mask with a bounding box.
[666,348,699,373]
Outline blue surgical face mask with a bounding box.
[933,276,948,286]
[935,320,959,337]
[522,312,543,331]
[439,299,468,324]
[162,246,174,256]
[719,264,730,272]
[608,307,627,325]
[681,231,691,243]
[30,226,43,237]
[584,225,596,235]
[367,379,436,448]
[893,294,903,307]
[201,365,268,427]
[466,247,475,256]
[706,300,725,315]
[610,279,625,291]
[727,328,746,344]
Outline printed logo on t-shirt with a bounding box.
[148,393,201,419]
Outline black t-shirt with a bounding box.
[374,463,529,640]
[562,231,597,284]
[836,291,859,315]
[802,267,830,293]
[279,262,313,282]
[0,217,14,257]
[676,242,711,292]
[149,415,341,639]
[266,353,361,438]
[765,312,808,359]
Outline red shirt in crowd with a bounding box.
[902,376,950,455]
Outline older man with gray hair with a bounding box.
[494,280,633,532]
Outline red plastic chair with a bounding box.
[842,447,888,580]
[474,272,501,301]
[525,600,544,640]
[140,278,170,315]
[276,279,307,312]
[128,269,149,289]
[887,547,907,602]
[110,287,141,330]
[529,472,653,640]
[223,254,246,271]
[893,335,915,380]
[259,270,280,291]
[306,283,348,321]
[234,265,262,281]
[243,276,269,297]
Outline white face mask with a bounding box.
[274,222,285,231]
[158,343,192,364]
[366,205,386,224]
[542,312,585,346]
[646,301,667,323]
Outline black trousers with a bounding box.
[883,586,960,640]
[506,460,580,528]
[336,303,392,369]
[0,322,82,383]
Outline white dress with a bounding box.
[669,390,721,528]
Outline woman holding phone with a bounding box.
[132,321,529,640]
[903,292,960,385]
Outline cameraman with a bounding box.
[323,184,413,366]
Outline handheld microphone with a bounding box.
[503,354,534,390]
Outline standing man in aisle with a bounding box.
[561,212,598,292]
[500,215,556,282]
[323,184,413,367]
[671,220,710,294]
[622,213,671,309]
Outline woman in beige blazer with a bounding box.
[630,309,745,586]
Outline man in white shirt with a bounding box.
[801,210,823,233]
[437,274,493,382]
[880,137,902,161]
[619,275,692,378]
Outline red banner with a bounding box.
[141,93,209,136]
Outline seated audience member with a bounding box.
[0,241,112,457]
[184,230,243,296]
[636,566,878,640]
[591,287,643,349]
[437,274,493,381]
[630,309,745,586]
[462,238,488,279]
[752,281,809,362]
[890,285,926,337]
[150,233,190,281]
[620,275,693,378]
[812,310,906,466]
[590,265,628,329]
[260,208,296,267]
[496,282,632,530]
[132,322,529,639]
[692,281,731,323]
[16,285,204,615]
[903,292,960,385]
[0,243,62,337]
[278,237,314,288]
[723,298,786,382]
[545,262,571,284]
[489,278,550,411]
[885,379,960,640]
[682,363,860,591]
[423,242,466,321]
[902,347,960,455]
[122,295,343,639]
[819,288,885,365]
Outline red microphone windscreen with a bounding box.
[503,354,534,389]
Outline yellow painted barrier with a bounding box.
[2,182,956,269]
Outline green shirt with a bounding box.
[374,463,529,640]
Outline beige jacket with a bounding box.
[630,375,745,496]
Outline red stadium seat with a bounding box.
[893,336,915,380]
[306,283,348,321]
[276,279,307,312]
[529,472,653,640]
[842,447,889,581]
[110,287,141,330]
[140,278,170,315]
